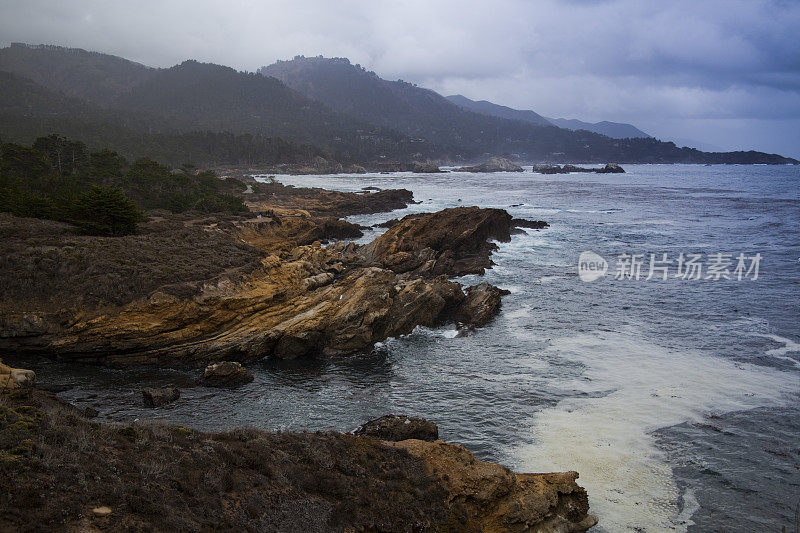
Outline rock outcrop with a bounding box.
[455,282,509,328]
[533,163,625,174]
[395,439,598,532]
[202,362,254,387]
[457,157,524,173]
[141,387,180,407]
[0,190,533,366]
[354,414,439,442]
[362,207,515,277]
[512,218,549,230]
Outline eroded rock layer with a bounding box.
[1,192,524,365]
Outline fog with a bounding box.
[2,0,798,156]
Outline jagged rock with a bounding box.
[457,157,523,173]
[374,218,399,228]
[513,218,549,230]
[361,207,514,277]
[142,387,180,407]
[202,362,254,387]
[597,162,625,173]
[354,414,439,442]
[0,206,524,365]
[394,439,598,532]
[533,163,625,174]
[455,282,509,328]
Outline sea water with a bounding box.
[28,164,800,532]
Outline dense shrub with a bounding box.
[0,136,248,235]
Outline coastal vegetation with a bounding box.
[0,135,247,235]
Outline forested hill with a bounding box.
[258,56,797,164]
[0,44,796,164]
[445,94,552,127]
[0,43,155,106]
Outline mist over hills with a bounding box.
[0,43,796,165]
[445,94,553,127]
[546,118,651,139]
[445,94,650,139]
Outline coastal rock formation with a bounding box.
[202,362,254,387]
[395,439,598,532]
[245,181,414,217]
[354,414,439,442]
[457,157,524,173]
[597,163,625,173]
[533,163,625,174]
[0,190,528,366]
[141,387,180,407]
[455,282,509,328]
[513,218,549,230]
[362,207,515,277]
[0,389,597,532]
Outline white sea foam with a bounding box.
[751,333,800,368]
[504,306,532,319]
[514,331,799,533]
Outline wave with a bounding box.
[512,330,798,532]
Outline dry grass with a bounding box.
[0,213,265,312]
[0,389,454,532]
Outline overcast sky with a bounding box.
[2,0,799,157]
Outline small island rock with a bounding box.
[202,361,254,388]
[457,157,523,173]
[142,387,180,407]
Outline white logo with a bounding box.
[578,251,608,282]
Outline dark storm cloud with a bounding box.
[1,0,799,156]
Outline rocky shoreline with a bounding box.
[1,183,538,365]
[0,178,597,531]
[0,386,596,532]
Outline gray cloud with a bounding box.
[1,0,799,156]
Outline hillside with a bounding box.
[547,117,651,139]
[0,43,155,106]
[0,45,795,164]
[260,57,796,164]
[446,94,552,126]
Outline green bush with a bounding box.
[67,186,143,236]
[0,136,251,234]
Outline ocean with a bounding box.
[31,164,800,532]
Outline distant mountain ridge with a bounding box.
[445,94,650,139]
[0,44,796,165]
[0,42,155,106]
[546,117,651,139]
[445,94,552,126]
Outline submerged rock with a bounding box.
[457,157,524,173]
[202,362,254,387]
[354,414,439,442]
[142,387,181,407]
